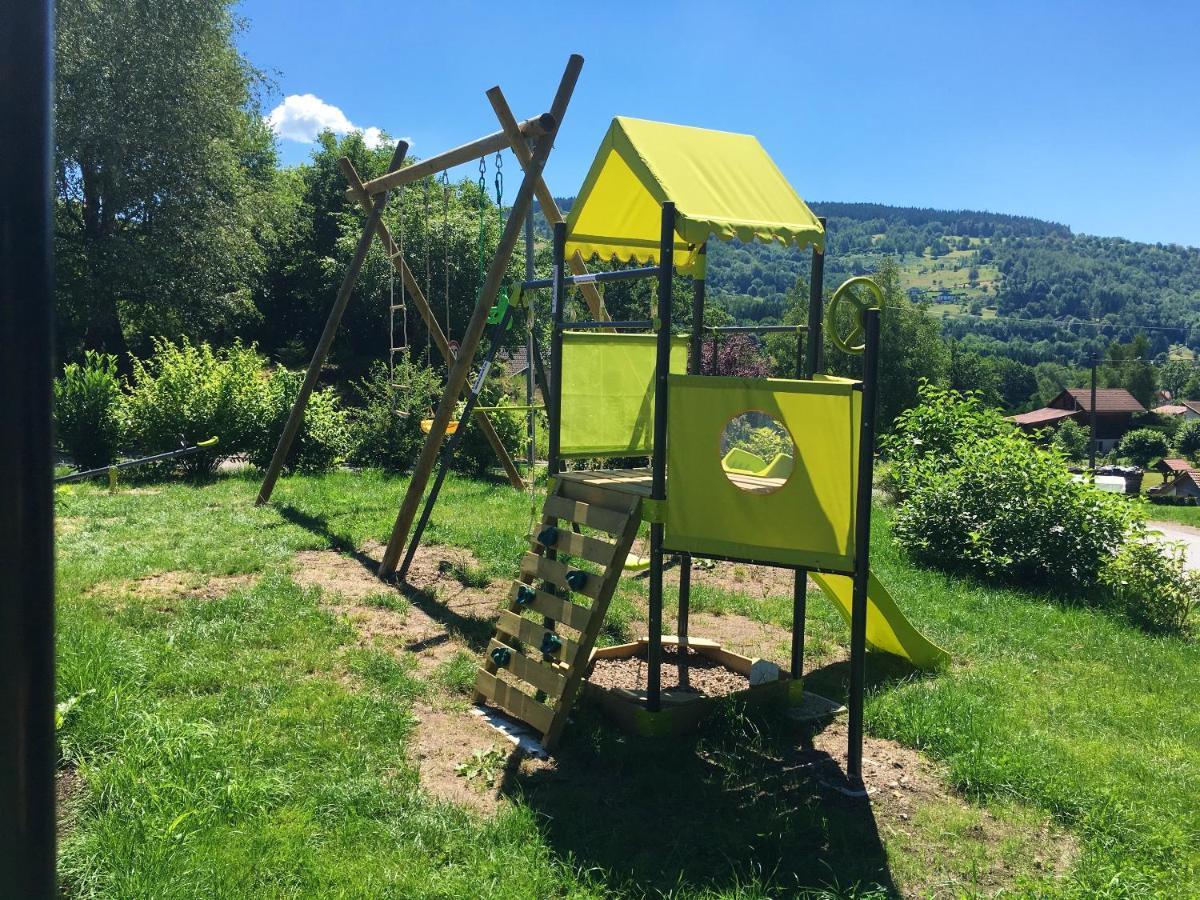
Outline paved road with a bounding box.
[1147,521,1200,571]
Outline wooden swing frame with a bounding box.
[256,54,603,514]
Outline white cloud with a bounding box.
[264,94,394,149]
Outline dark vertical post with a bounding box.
[847,308,882,786]
[791,326,808,680]
[525,208,536,472]
[548,222,567,477]
[1089,357,1098,471]
[688,242,707,373]
[647,202,676,713]
[805,218,827,377]
[1,1,57,894]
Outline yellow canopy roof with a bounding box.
[565,117,824,278]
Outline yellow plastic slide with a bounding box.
[810,571,949,670]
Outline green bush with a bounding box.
[891,386,1138,594]
[1100,533,1197,635]
[1176,419,1200,461]
[348,359,442,472]
[125,338,264,477]
[1052,419,1090,462]
[1119,428,1170,468]
[453,375,528,476]
[880,382,1011,501]
[248,369,353,474]
[53,351,125,469]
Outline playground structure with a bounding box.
[464,117,948,783]
[252,57,947,787]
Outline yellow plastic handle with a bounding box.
[197,436,219,448]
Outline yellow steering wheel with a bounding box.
[825,276,883,355]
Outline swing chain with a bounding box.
[493,150,503,213]
[440,170,451,351]
[423,177,432,364]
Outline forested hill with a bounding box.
[699,201,1200,366]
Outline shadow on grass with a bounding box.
[278,503,496,652]
[504,701,899,898]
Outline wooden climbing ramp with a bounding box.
[474,476,642,750]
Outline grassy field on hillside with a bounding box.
[54,471,1199,897]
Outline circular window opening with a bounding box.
[719,411,795,494]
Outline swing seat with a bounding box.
[421,419,460,435]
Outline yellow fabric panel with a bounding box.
[559,332,689,458]
[665,375,860,571]
[565,117,825,278]
[810,571,950,670]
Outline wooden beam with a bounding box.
[486,81,607,320]
[349,113,555,200]
[338,157,524,489]
[256,140,408,506]
[379,127,557,578]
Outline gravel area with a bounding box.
[588,647,748,698]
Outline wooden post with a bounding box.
[485,72,609,321]
[379,127,559,578]
[338,157,525,489]
[256,141,408,505]
[350,113,555,199]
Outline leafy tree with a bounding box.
[1118,428,1169,468]
[993,356,1038,410]
[54,0,279,363]
[949,348,1000,406]
[1102,334,1157,408]
[1175,419,1200,461]
[1158,356,1194,400]
[54,351,125,468]
[1052,419,1090,462]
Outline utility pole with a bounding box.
[1089,356,1099,471]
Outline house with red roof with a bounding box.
[1009,388,1147,452]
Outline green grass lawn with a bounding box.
[54,471,1200,897]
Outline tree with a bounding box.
[1158,356,1194,400]
[994,356,1037,410]
[1176,419,1200,461]
[949,347,1001,407]
[1053,419,1089,462]
[1118,428,1169,468]
[54,0,277,363]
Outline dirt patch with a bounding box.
[88,571,257,604]
[408,704,534,814]
[589,647,749,698]
[291,541,499,675]
[57,767,83,843]
[624,611,796,669]
[627,545,798,600]
[55,516,82,537]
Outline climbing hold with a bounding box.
[537,525,560,548]
[540,632,563,659]
[490,646,512,667]
[516,584,537,606]
[565,569,589,592]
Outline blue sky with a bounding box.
[238,1,1200,247]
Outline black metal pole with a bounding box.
[791,330,808,680]
[847,308,881,787]
[1089,357,1098,471]
[689,243,706,373]
[805,218,827,377]
[1,1,56,894]
[647,203,675,713]
[399,305,515,579]
[547,223,566,478]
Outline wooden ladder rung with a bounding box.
[530,528,616,567]
[520,553,602,600]
[543,494,630,536]
[485,638,567,698]
[474,670,554,734]
[507,581,592,632]
[496,609,580,664]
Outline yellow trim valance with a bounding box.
[565,117,825,279]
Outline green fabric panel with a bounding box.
[559,332,688,458]
[665,374,861,569]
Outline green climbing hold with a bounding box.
[487,288,512,328]
[565,569,589,592]
[540,631,563,658]
[516,584,537,606]
[537,525,559,547]
[490,646,512,667]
